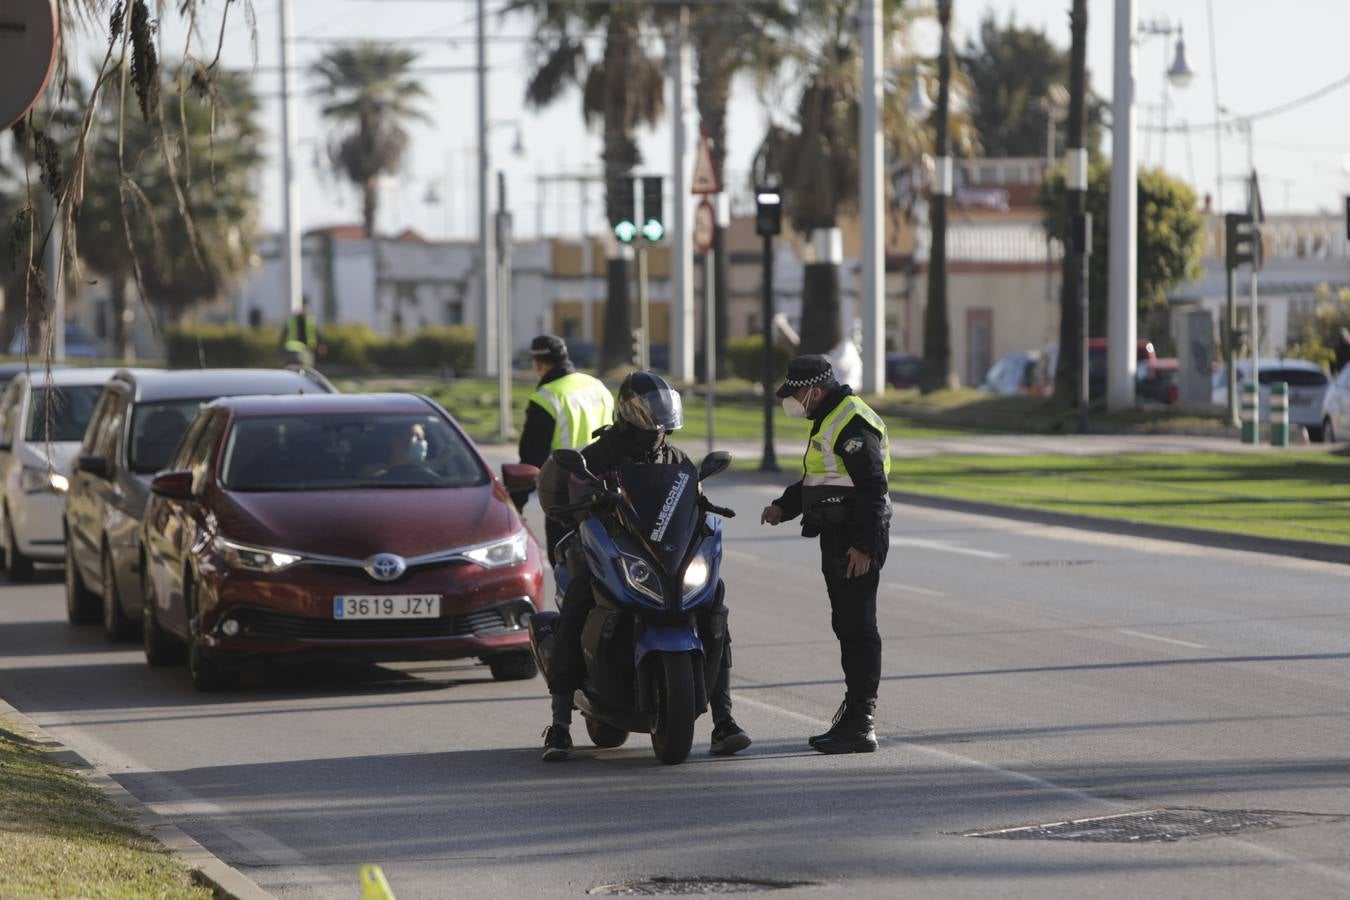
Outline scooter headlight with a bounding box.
[681,554,711,600]
[620,553,664,604]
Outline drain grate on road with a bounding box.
[963,808,1347,843]
[589,877,818,895]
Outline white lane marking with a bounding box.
[889,537,1010,560]
[733,693,1350,890]
[888,582,946,598]
[1118,629,1208,649]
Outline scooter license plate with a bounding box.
[333,596,441,619]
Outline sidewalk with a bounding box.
[479,432,1316,461]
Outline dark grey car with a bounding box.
[64,368,335,639]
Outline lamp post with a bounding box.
[920,0,955,394]
[1108,2,1194,411]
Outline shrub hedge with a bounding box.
[724,335,792,382]
[165,323,476,374]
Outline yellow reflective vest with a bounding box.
[801,394,890,508]
[529,371,614,451]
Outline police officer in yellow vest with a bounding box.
[761,355,892,754]
[281,300,321,367]
[517,335,614,560]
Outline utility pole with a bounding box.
[858,0,884,394]
[476,0,498,377]
[1055,0,1089,417]
[279,0,303,318]
[920,0,955,393]
[497,171,513,441]
[756,187,782,472]
[669,5,695,383]
[1107,0,1138,411]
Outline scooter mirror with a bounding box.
[552,448,599,483]
[698,451,732,481]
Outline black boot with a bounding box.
[812,698,878,754]
[808,699,849,749]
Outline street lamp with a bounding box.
[1107,3,1194,412]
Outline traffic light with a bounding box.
[641,176,664,242]
[1225,212,1255,272]
[611,177,637,243]
[755,187,782,237]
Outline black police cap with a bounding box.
[776,354,834,398]
[529,334,568,360]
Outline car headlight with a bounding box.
[462,529,528,569]
[212,536,302,573]
[620,552,664,604]
[681,554,711,601]
[20,466,68,494]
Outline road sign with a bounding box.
[691,131,719,195]
[0,0,59,130]
[693,198,715,255]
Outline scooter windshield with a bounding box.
[617,459,701,575]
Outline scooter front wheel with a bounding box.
[650,652,696,765]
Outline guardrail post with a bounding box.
[1269,381,1289,448]
[1240,381,1258,445]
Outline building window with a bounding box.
[446,300,464,324]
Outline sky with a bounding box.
[118,0,1350,239]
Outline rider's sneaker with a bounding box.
[541,724,573,762]
[710,718,752,756]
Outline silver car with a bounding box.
[1211,359,1331,441]
[1319,365,1350,443]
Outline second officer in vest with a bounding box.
[517,335,614,561]
[761,354,892,754]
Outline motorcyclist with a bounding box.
[535,371,750,762]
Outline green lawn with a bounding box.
[890,452,1350,546]
[338,376,975,443]
[0,716,211,899]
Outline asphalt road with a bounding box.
[1,467,1348,899]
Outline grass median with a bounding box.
[338,376,976,444]
[0,715,211,899]
[890,451,1350,546]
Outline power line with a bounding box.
[1141,69,1350,134]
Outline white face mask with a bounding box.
[408,436,429,462]
[782,390,812,418]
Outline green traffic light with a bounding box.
[614,220,638,243]
[641,219,665,242]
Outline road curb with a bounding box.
[0,696,276,900]
[888,490,1350,566]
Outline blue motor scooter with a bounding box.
[528,449,734,765]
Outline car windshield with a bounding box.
[219,412,487,491]
[1258,368,1326,387]
[24,385,104,442]
[129,399,210,474]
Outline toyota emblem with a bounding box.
[365,553,407,582]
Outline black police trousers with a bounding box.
[820,530,887,701]
[548,572,734,723]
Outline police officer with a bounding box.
[281,300,321,367]
[760,355,891,754]
[516,335,614,561]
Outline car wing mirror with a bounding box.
[77,455,111,479]
[552,449,600,485]
[501,463,540,491]
[150,469,194,501]
[698,451,732,481]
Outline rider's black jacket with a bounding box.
[538,425,689,526]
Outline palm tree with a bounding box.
[311,43,429,238]
[515,1,666,371]
[756,0,977,357]
[692,2,789,376]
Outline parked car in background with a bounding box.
[1211,359,1331,441]
[139,393,544,690]
[1088,338,1157,399]
[979,351,1044,396]
[64,368,336,638]
[885,352,921,390]
[0,363,67,392]
[1136,358,1180,405]
[0,368,129,581]
[1320,365,1350,443]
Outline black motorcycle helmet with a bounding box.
[614,371,683,457]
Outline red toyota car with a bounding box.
[138,393,543,691]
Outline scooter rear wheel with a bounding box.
[650,652,696,765]
[585,717,629,748]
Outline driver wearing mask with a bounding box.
[363,423,429,477]
[534,371,751,762]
